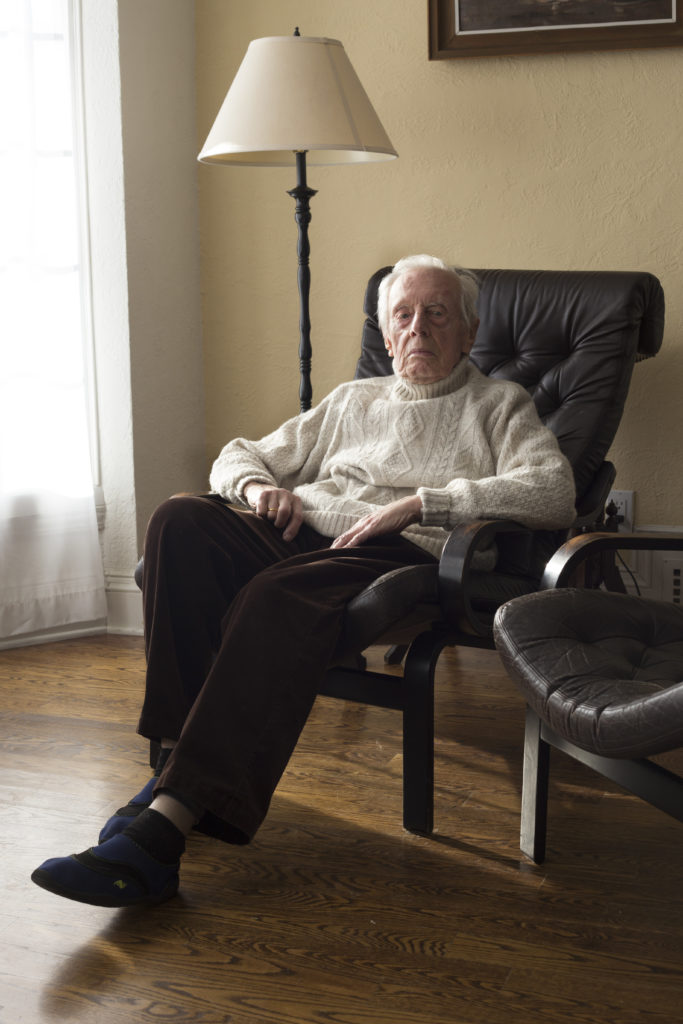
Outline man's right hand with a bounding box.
[244,483,304,542]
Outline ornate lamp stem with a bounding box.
[287,150,317,412]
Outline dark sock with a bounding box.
[123,808,186,864]
[154,744,173,777]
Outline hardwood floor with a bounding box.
[1,635,682,1024]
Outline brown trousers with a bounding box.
[138,495,436,842]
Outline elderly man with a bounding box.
[32,255,576,907]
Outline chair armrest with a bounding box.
[540,531,683,589]
[439,519,531,635]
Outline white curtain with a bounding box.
[0,0,106,643]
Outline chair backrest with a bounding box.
[356,267,665,508]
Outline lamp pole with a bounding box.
[288,150,317,413]
[197,29,397,413]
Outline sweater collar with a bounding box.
[390,357,471,401]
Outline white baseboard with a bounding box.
[106,574,144,635]
[0,622,107,651]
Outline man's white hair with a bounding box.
[376,255,480,337]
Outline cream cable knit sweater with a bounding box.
[209,358,576,561]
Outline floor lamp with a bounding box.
[198,32,397,412]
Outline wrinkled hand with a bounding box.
[244,483,304,542]
[331,495,423,549]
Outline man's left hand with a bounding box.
[331,495,423,549]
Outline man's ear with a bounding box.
[384,336,393,356]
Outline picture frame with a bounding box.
[429,0,683,59]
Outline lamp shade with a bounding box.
[198,35,397,167]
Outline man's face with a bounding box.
[384,268,478,384]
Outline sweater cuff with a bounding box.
[417,487,453,528]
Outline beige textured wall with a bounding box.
[196,0,683,528]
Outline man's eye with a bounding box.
[428,307,444,318]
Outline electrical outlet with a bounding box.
[660,558,683,605]
[606,489,634,533]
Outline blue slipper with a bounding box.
[31,833,179,907]
[98,746,174,843]
[98,776,158,843]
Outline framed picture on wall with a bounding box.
[429,0,683,59]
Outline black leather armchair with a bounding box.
[318,267,664,834]
[139,267,665,836]
[493,532,683,864]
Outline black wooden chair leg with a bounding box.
[401,630,452,834]
[543,726,683,824]
[521,706,550,864]
[384,643,408,665]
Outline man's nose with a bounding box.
[410,308,428,334]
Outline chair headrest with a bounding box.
[355,266,665,502]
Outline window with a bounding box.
[0,0,105,644]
